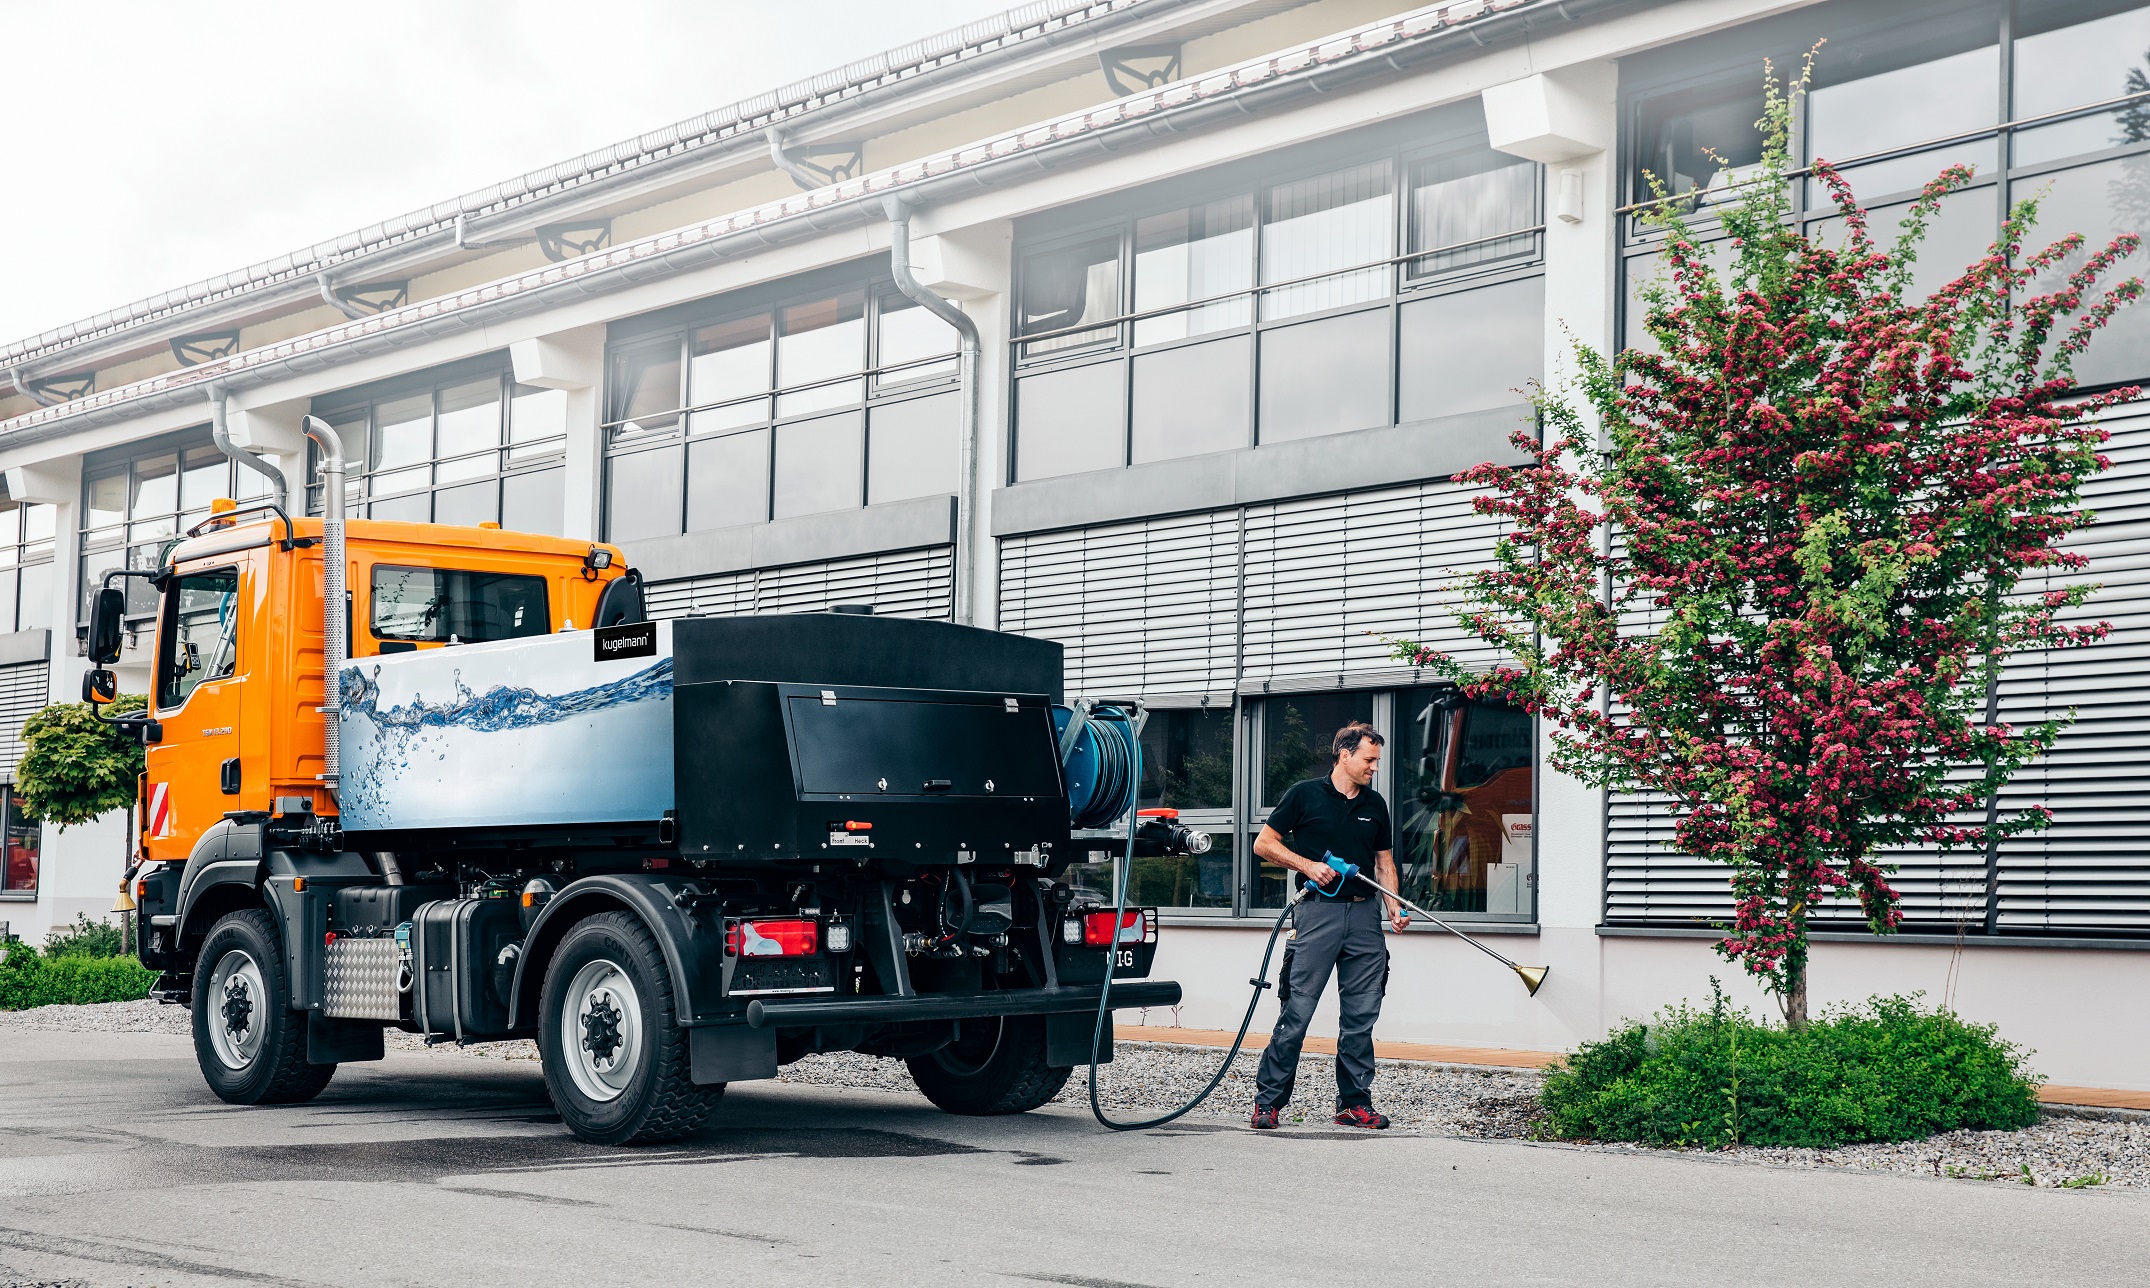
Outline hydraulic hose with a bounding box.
[1085,708,1299,1131]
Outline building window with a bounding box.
[1011,121,1543,482]
[602,283,959,542]
[81,435,274,626]
[1619,0,2150,391]
[308,367,568,534]
[1394,690,1535,919]
[0,790,37,897]
[0,502,56,635]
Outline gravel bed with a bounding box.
[8,1002,2141,1190]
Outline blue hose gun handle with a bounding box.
[1306,853,1358,897]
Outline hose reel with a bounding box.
[1053,702,1139,830]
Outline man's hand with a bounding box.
[1305,861,1339,888]
[1387,906,1410,934]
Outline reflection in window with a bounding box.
[2014,7,2150,165]
[1807,44,1998,204]
[690,313,772,430]
[609,341,685,434]
[1019,238,1121,354]
[158,569,238,711]
[2029,155,2150,387]
[1261,692,1372,805]
[1134,197,1254,345]
[1631,79,1768,208]
[687,430,771,530]
[1140,707,1235,811]
[312,372,565,532]
[876,296,959,384]
[605,446,685,544]
[1,791,39,896]
[370,566,549,643]
[1409,150,1539,276]
[1398,276,1545,422]
[1261,161,1393,320]
[1396,690,1533,916]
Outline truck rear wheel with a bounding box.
[192,908,336,1105]
[538,911,722,1145]
[906,1014,1070,1115]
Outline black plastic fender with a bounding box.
[508,874,728,1031]
[172,819,268,956]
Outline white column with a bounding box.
[512,325,606,542]
[1485,62,1619,1042]
[5,456,83,697]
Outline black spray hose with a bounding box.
[1085,709,1301,1131]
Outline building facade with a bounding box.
[3,0,2147,1089]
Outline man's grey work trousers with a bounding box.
[1253,895,1389,1111]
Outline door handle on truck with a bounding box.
[922,779,952,792]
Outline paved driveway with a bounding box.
[0,1030,2139,1287]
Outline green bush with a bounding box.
[1541,983,2043,1148]
[0,941,157,1009]
[43,912,124,958]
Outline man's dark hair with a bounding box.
[1332,722,1384,758]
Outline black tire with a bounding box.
[537,911,723,1145]
[905,1014,1070,1115]
[191,908,335,1105]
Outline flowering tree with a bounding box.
[1391,70,2142,1027]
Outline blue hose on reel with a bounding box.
[1056,704,1299,1132]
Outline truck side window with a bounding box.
[371,565,550,643]
[158,569,240,710]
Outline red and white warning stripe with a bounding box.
[148,781,172,838]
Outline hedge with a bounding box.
[0,942,157,1009]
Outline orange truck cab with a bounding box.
[91,472,1184,1147]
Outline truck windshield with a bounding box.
[371,565,549,643]
[159,568,240,709]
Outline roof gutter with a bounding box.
[0,0,1586,450]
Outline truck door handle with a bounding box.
[922,779,952,792]
[220,758,240,795]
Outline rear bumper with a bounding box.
[744,980,1182,1028]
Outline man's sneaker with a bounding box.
[1333,1105,1390,1130]
[1250,1106,1280,1129]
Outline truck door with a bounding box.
[144,562,248,864]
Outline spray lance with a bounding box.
[1072,708,1546,1132]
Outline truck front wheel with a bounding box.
[538,911,723,1145]
[191,908,335,1105]
[906,1015,1071,1115]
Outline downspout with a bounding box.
[208,386,289,512]
[765,128,825,190]
[317,273,367,321]
[10,368,60,408]
[301,415,347,792]
[881,193,980,627]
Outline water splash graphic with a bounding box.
[339,658,673,824]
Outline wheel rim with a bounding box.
[934,1016,1004,1077]
[207,948,268,1070]
[561,958,644,1103]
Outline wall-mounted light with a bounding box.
[1556,169,1585,225]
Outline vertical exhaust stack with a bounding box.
[301,416,347,792]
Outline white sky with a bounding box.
[0,0,1020,345]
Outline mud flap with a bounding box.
[307,1013,385,1065]
[691,1024,777,1085]
[1046,1010,1113,1067]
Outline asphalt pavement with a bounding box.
[0,1029,2141,1287]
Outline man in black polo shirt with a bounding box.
[1250,721,1407,1130]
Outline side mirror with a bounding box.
[82,668,118,705]
[87,586,126,666]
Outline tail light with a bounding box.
[726,918,819,957]
[1079,909,1157,947]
